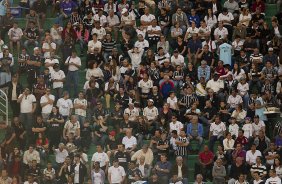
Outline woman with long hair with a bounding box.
[232,63,246,81]
[104,78,119,109]
[204,8,217,29]
[109,59,121,82]
[239,8,251,27]
[36,132,49,161]
[91,161,105,184]
[142,48,155,67]
[47,107,64,149]
[75,23,89,56]
[157,35,170,54]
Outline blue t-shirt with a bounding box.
[219,43,232,66]
[60,0,77,16]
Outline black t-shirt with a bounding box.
[94,123,108,135]
[160,65,174,74]
[13,123,25,139]
[32,121,47,137]
[106,138,119,150]
[115,151,130,170]
[28,54,42,70]
[48,113,63,132]
[25,28,39,39]
[120,121,135,131]
[80,126,92,138]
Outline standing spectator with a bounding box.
[108,159,126,184]
[56,91,73,120]
[40,88,55,123]
[17,88,36,145]
[91,144,109,171]
[71,154,87,184]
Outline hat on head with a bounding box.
[33,47,39,51]
[121,8,128,14]
[268,47,274,51]
[109,131,116,137]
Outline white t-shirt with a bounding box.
[134,40,149,50]
[169,121,183,135]
[42,42,56,58]
[167,96,178,110]
[147,25,161,37]
[91,27,106,40]
[64,120,80,136]
[73,98,87,117]
[18,94,36,113]
[246,150,262,164]
[108,166,126,183]
[122,136,137,149]
[228,123,239,137]
[214,27,228,39]
[140,14,156,24]
[56,98,73,116]
[138,79,153,93]
[265,176,281,184]
[91,152,109,167]
[40,94,55,114]
[50,70,65,88]
[65,56,81,71]
[45,58,59,73]
[227,95,243,108]
[242,123,253,138]
[88,40,102,52]
[143,106,158,121]
[171,55,185,66]
[8,27,23,39]
[252,121,265,136]
[218,12,234,25]
[210,122,226,136]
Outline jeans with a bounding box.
[10,100,20,117]
[23,40,39,49]
[20,113,34,145]
[209,135,224,152]
[0,72,11,85]
[66,70,79,98]
[54,87,63,101]
[76,115,86,128]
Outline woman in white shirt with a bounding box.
[157,35,170,54]
[239,8,251,27]
[237,77,249,109]
[91,161,105,184]
[204,8,217,29]
[232,63,246,81]
[85,62,104,81]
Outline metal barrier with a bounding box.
[0,89,8,125]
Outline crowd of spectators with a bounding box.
[0,0,282,183]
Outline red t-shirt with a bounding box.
[199,151,214,164]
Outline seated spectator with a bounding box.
[246,144,262,167]
[250,156,267,180]
[153,154,172,184]
[186,115,203,151]
[8,22,23,54]
[194,145,214,181]
[209,116,226,152]
[171,156,188,184]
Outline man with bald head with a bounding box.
[186,115,203,152]
[122,129,137,156]
[228,157,247,184]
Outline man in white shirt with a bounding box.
[214,21,228,42]
[138,73,153,106]
[24,175,38,184]
[171,50,185,67]
[206,73,224,94]
[91,144,109,170]
[56,91,73,120]
[40,88,55,122]
[108,159,126,184]
[106,10,120,41]
[246,144,262,166]
[227,90,243,110]
[8,22,23,53]
[147,19,161,46]
[169,115,184,135]
[64,50,81,97]
[88,34,102,53]
[140,7,155,28]
[134,34,149,50]
[122,129,137,156]
[53,143,69,165]
[209,116,226,152]
[252,116,266,137]
[50,64,65,100]
[23,145,40,166]
[265,169,281,184]
[143,99,159,124]
[63,115,80,142]
[17,88,36,145]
